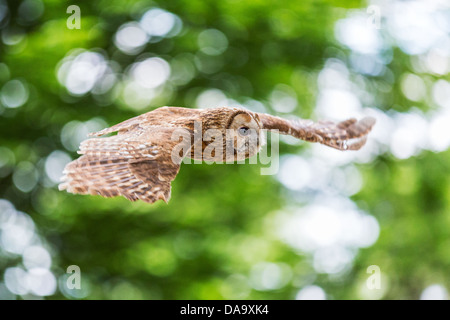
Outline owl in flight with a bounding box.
[59,107,375,204]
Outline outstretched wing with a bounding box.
[59,127,193,203]
[89,106,200,137]
[257,113,376,150]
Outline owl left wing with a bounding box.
[59,127,193,204]
[257,113,376,151]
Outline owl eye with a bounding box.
[238,127,250,136]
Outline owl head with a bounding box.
[225,110,264,161]
[196,107,264,162]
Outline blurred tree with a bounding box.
[0,0,449,300]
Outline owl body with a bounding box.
[100,106,263,162]
[59,106,375,204]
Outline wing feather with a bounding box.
[59,127,192,204]
[258,113,376,151]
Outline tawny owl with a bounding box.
[59,107,375,203]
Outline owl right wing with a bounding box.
[88,106,201,137]
[59,126,193,204]
[257,113,376,151]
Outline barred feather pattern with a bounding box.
[59,106,376,204]
[59,127,191,204]
[296,117,376,150]
[258,113,376,151]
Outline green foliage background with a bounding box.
[1,0,449,299]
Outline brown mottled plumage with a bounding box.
[59,106,376,204]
